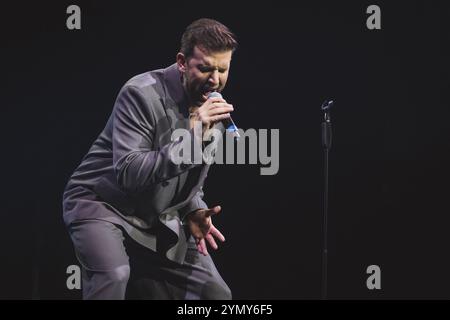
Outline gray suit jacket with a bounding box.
[63,63,222,264]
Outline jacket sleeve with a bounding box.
[112,85,203,195]
[179,187,209,221]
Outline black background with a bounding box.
[1,0,449,299]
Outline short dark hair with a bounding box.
[180,18,238,59]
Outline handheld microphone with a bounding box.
[207,91,240,139]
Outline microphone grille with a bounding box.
[207,91,222,99]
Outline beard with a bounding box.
[182,73,221,107]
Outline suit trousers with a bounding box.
[68,219,232,300]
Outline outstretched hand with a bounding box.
[186,205,226,256]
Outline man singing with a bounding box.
[62,18,237,299]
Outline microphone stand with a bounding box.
[321,100,333,300]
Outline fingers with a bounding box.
[195,225,225,255]
[195,98,233,129]
[204,104,233,124]
[204,98,232,113]
[207,97,226,104]
[197,243,204,255]
[203,98,228,111]
[209,225,226,242]
[206,233,218,250]
[209,113,230,123]
[208,105,234,116]
[197,238,208,256]
[208,101,232,108]
[205,205,221,217]
[196,110,231,127]
[194,206,225,255]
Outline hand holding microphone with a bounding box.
[190,92,240,139]
[207,92,240,139]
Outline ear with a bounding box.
[176,53,187,73]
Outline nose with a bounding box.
[208,70,220,87]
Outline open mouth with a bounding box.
[201,92,212,101]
